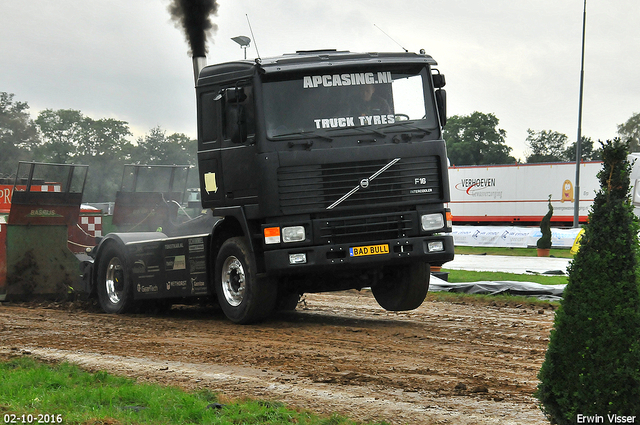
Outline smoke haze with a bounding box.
[168,0,219,56]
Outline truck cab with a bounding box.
[195,50,454,322]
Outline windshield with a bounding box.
[262,66,438,139]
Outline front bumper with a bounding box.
[263,234,454,273]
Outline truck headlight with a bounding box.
[421,213,444,231]
[282,226,305,243]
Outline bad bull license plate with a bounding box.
[349,244,390,257]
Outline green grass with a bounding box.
[435,269,565,308]
[0,356,386,425]
[428,246,568,307]
[454,246,574,258]
[444,269,568,286]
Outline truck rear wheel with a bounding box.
[372,262,430,311]
[215,237,277,324]
[97,244,135,314]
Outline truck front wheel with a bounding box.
[372,262,430,311]
[97,244,135,314]
[215,237,277,324]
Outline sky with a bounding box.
[1,0,638,161]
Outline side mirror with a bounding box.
[432,73,446,89]
[435,89,447,127]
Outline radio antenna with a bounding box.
[374,24,408,52]
[246,14,261,60]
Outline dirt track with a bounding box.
[0,291,554,424]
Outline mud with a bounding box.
[0,291,554,424]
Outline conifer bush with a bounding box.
[537,139,640,423]
[537,195,553,250]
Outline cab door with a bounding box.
[220,84,259,205]
[197,89,224,208]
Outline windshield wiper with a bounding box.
[272,130,333,142]
[378,120,432,135]
[325,125,387,138]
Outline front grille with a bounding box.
[316,211,417,245]
[277,156,441,214]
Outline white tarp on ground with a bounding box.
[429,276,566,301]
[437,254,571,300]
[444,254,571,275]
[451,225,582,248]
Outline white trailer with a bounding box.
[448,161,603,225]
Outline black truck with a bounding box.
[85,49,455,323]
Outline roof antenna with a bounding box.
[246,14,261,60]
[374,24,408,52]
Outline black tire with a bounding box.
[372,262,430,311]
[214,237,277,324]
[276,290,300,312]
[97,244,135,314]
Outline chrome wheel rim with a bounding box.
[221,256,245,307]
[105,257,124,305]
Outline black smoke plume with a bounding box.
[168,0,219,56]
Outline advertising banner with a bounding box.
[451,225,582,248]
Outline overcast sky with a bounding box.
[1,0,638,160]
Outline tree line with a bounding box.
[443,111,640,166]
[0,92,196,202]
[3,90,640,200]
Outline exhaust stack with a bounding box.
[192,56,207,84]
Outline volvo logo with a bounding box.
[326,158,401,210]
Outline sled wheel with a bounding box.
[215,237,277,324]
[97,244,135,314]
[372,262,430,311]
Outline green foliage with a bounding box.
[617,112,640,152]
[443,268,568,286]
[526,129,568,163]
[564,136,601,162]
[537,195,553,249]
[443,111,515,165]
[34,109,86,164]
[132,126,197,166]
[76,117,135,202]
[0,92,39,177]
[426,290,560,309]
[536,139,640,422]
[0,356,384,425]
[0,92,199,203]
[526,130,600,163]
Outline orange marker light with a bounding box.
[264,227,281,244]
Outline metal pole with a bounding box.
[573,0,587,228]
